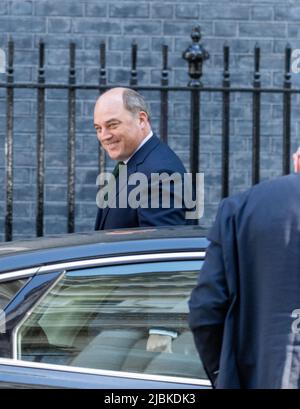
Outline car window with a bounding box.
[15,260,207,380]
[0,278,29,311]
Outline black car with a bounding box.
[0,226,210,389]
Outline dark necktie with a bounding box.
[112,161,125,179]
[104,161,125,202]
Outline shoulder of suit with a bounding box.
[138,137,186,172]
[220,173,297,215]
[209,174,298,242]
[220,189,251,216]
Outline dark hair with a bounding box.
[122,88,151,121]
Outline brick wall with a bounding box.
[0,0,298,240]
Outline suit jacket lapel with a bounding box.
[99,135,160,229]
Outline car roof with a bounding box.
[0,226,209,274]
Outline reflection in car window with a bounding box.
[16,260,207,380]
[0,278,28,310]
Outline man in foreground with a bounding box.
[189,172,300,388]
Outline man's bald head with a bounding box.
[95,87,151,121]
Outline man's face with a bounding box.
[94,96,146,161]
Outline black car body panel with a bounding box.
[0,227,208,273]
[0,359,209,389]
[0,226,210,389]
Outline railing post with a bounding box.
[252,43,261,185]
[67,42,76,233]
[98,41,106,177]
[160,44,169,143]
[99,41,107,87]
[283,44,292,175]
[130,41,138,86]
[36,40,45,237]
[222,43,230,198]
[5,38,14,242]
[182,26,209,188]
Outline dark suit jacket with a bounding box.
[189,174,300,389]
[95,134,190,230]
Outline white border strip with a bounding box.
[0,252,205,280]
[0,357,211,387]
[0,268,39,282]
[38,252,206,274]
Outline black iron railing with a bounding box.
[0,26,297,241]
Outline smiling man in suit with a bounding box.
[94,87,191,230]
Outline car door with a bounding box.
[1,252,210,388]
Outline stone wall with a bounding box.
[0,0,299,240]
